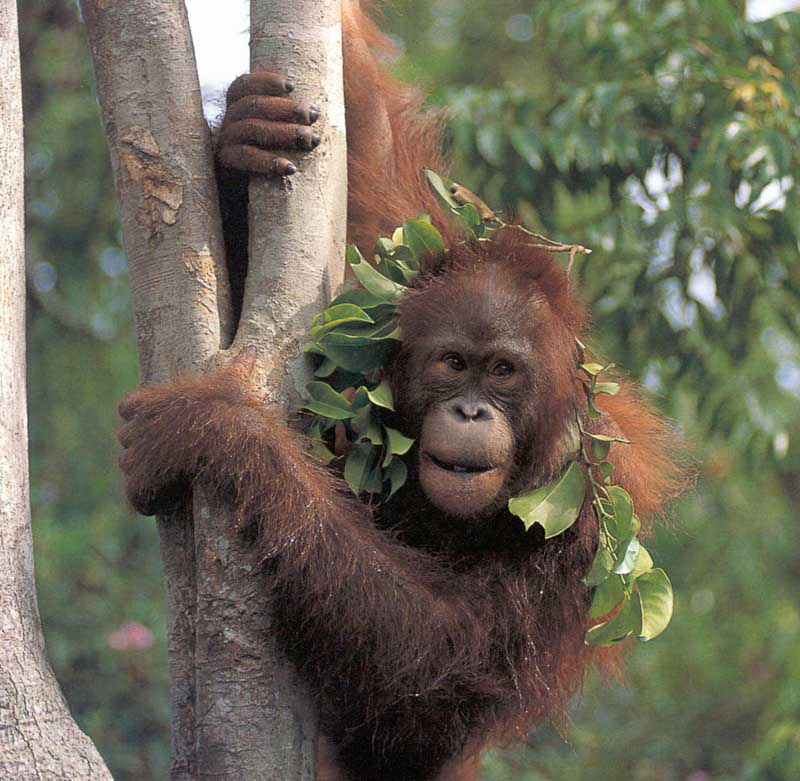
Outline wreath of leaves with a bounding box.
[301,170,674,646]
[508,349,674,645]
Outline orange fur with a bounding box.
[341,0,456,251]
[598,383,690,525]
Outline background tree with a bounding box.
[0,1,110,777]
[20,0,800,779]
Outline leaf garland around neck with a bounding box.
[300,169,674,646]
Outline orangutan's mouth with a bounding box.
[422,452,496,475]
[425,453,495,475]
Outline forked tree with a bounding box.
[81,0,347,777]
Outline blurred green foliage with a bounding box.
[21,1,800,779]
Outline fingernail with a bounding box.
[284,80,295,93]
[308,107,319,123]
[311,132,321,148]
[285,162,297,175]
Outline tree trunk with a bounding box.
[235,0,347,392]
[80,1,231,774]
[0,3,112,778]
[81,0,347,777]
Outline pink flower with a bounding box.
[107,621,154,651]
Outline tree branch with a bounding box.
[235,0,348,393]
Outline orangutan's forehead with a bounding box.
[434,266,540,326]
[410,298,536,359]
[438,300,528,338]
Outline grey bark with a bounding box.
[80,2,231,776]
[234,0,348,395]
[0,3,112,778]
[192,1,348,776]
[81,0,347,778]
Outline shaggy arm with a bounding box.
[118,358,484,696]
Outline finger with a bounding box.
[225,95,320,126]
[217,144,297,177]
[221,118,321,152]
[226,70,294,106]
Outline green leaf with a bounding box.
[391,244,416,265]
[383,426,415,467]
[764,128,791,173]
[608,486,635,536]
[599,462,614,483]
[585,432,630,444]
[307,423,335,465]
[311,335,396,374]
[301,381,357,420]
[375,237,396,257]
[636,568,673,641]
[377,256,408,285]
[331,287,387,310]
[347,244,408,303]
[322,317,400,343]
[351,387,368,411]
[508,461,586,537]
[591,439,611,460]
[583,545,614,586]
[366,380,394,410]
[395,259,420,283]
[344,443,381,495]
[454,203,482,234]
[377,254,419,284]
[354,404,383,446]
[585,593,643,646]
[313,357,337,378]
[387,458,408,498]
[581,362,605,376]
[613,536,640,575]
[476,124,506,166]
[310,303,374,336]
[403,218,446,259]
[594,381,620,397]
[589,574,625,619]
[308,437,335,465]
[424,168,460,208]
[631,544,654,579]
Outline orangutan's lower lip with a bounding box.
[424,452,494,475]
[418,451,507,518]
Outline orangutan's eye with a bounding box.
[491,360,514,377]
[443,353,466,372]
